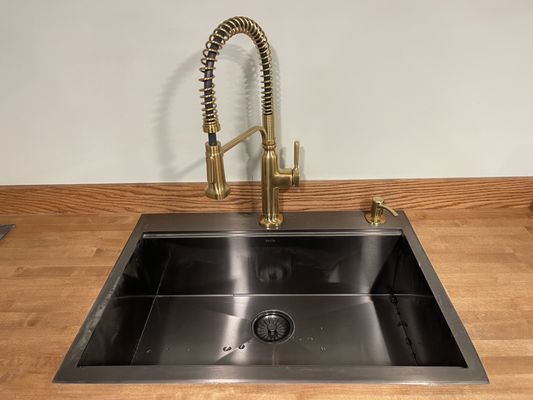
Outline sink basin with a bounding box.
[54,211,487,384]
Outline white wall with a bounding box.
[1,0,532,185]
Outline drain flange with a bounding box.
[252,310,294,344]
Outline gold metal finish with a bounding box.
[221,126,265,153]
[365,196,399,226]
[200,16,273,134]
[203,126,300,229]
[203,121,220,134]
[292,141,300,187]
[205,142,230,200]
[199,17,300,229]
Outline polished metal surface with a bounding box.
[54,211,488,384]
[252,310,294,344]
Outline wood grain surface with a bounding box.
[0,208,532,399]
[0,177,532,215]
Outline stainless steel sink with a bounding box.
[54,211,487,384]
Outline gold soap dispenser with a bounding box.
[365,196,398,226]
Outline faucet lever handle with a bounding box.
[292,140,300,186]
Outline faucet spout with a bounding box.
[199,16,300,229]
[200,16,274,142]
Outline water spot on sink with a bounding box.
[146,348,152,354]
[238,344,245,350]
[223,346,232,352]
[307,337,314,341]
[320,346,327,352]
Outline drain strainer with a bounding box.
[252,310,294,343]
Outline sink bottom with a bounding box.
[80,294,465,367]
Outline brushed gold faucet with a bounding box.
[199,16,300,229]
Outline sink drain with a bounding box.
[252,310,294,344]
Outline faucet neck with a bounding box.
[200,16,274,143]
[262,114,276,146]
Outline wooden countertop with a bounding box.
[1,208,532,399]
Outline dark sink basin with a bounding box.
[54,212,487,384]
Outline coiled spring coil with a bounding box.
[200,16,273,139]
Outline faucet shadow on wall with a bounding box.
[153,44,285,188]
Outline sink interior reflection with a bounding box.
[79,233,465,367]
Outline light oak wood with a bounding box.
[0,208,532,399]
[0,177,532,215]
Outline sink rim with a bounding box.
[54,211,488,384]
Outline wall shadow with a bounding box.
[153,49,204,181]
